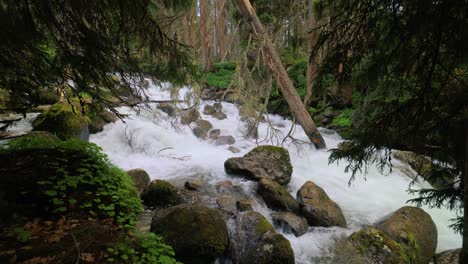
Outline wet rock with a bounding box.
[89,110,118,134]
[157,103,176,117]
[203,104,216,115]
[212,111,227,120]
[141,180,182,208]
[297,181,347,228]
[236,199,255,212]
[184,179,203,191]
[150,205,228,264]
[224,145,293,185]
[209,129,221,139]
[127,168,150,194]
[257,178,299,213]
[271,212,308,237]
[213,102,222,112]
[180,108,200,125]
[230,211,295,264]
[434,248,461,264]
[375,206,437,264]
[393,150,454,189]
[192,119,213,139]
[141,79,150,88]
[215,135,236,145]
[321,117,332,125]
[228,146,241,153]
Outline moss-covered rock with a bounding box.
[297,181,347,228]
[348,227,417,264]
[150,204,229,264]
[230,211,295,264]
[141,180,182,208]
[375,206,437,264]
[257,178,299,213]
[0,137,142,228]
[88,109,118,134]
[127,169,151,194]
[22,131,59,143]
[393,151,455,189]
[32,103,88,140]
[224,145,293,185]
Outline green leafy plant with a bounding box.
[331,108,354,128]
[206,61,237,89]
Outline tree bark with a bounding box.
[462,121,468,264]
[200,0,210,70]
[233,0,326,149]
[217,0,226,61]
[182,14,190,46]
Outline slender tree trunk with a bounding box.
[462,122,468,264]
[182,14,190,46]
[200,0,210,70]
[233,0,326,149]
[305,6,318,106]
[189,8,196,49]
[218,0,226,61]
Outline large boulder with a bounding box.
[88,109,118,134]
[434,249,461,264]
[150,205,229,264]
[257,178,299,213]
[127,168,150,194]
[374,206,437,264]
[33,103,88,140]
[271,212,308,237]
[192,119,213,139]
[180,108,200,125]
[224,145,293,185]
[296,181,347,228]
[141,180,182,208]
[393,151,454,189]
[230,211,295,264]
[346,227,418,264]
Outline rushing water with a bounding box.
[6,80,461,263]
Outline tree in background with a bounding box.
[0,0,196,114]
[310,0,468,261]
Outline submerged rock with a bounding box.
[157,103,176,117]
[212,111,227,120]
[434,248,461,264]
[228,146,241,153]
[257,178,299,213]
[215,135,236,145]
[127,168,150,194]
[374,206,437,264]
[192,119,213,139]
[209,129,221,139]
[180,108,200,125]
[297,181,347,228]
[141,180,181,208]
[150,205,229,264]
[203,104,216,115]
[224,145,293,185]
[271,212,308,237]
[230,211,295,264]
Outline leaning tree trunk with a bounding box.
[233,0,326,149]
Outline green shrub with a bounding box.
[206,61,236,89]
[105,232,179,264]
[331,108,354,128]
[0,137,142,228]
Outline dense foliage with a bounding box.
[312,0,468,233]
[0,0,195,114]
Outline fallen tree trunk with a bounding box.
[233,0,326,149]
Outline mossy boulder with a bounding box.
[32,103,88,140]
[257,178,299,213]
[224,145,293,185]
[88,109,118,134]
[347,227,418,264]
[393,151,455,189]
[141,180,182,208]
[375,206,437,264]
[0,137,142,228]
[127,169,151,194]
[150,205,229,264]
[22,131,59,143]
[30,88,60,105]
[230,211,295,264]
[297,181,347,227]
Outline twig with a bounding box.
[70,233,80,264]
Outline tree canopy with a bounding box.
[0,0,196,114]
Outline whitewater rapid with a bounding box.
[6,80,458,263]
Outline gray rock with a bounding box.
[297,181,347,228]
[228,146,241,153]
[203,104,216,115]
[434,248,461,264]
[212,111,227,120]
[236,198,256,212]
[180,108,200,125]
[209,129,221,139]
[224,145,293,185]
[215,135,236,145]
[271,212,309,237]
[184,180,203,191]
[127,168,150,194]
[213,102,222,112]
[157,103,176,117]
[257,178,299,213]
[192,119,213,139]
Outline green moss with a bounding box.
[248,145,293,173]
[255,217,275,235]
[206,61,237,89]
[0,137,142,228]
[141,180,181,208]
[32,102,87,140]
[331,108,353,128]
